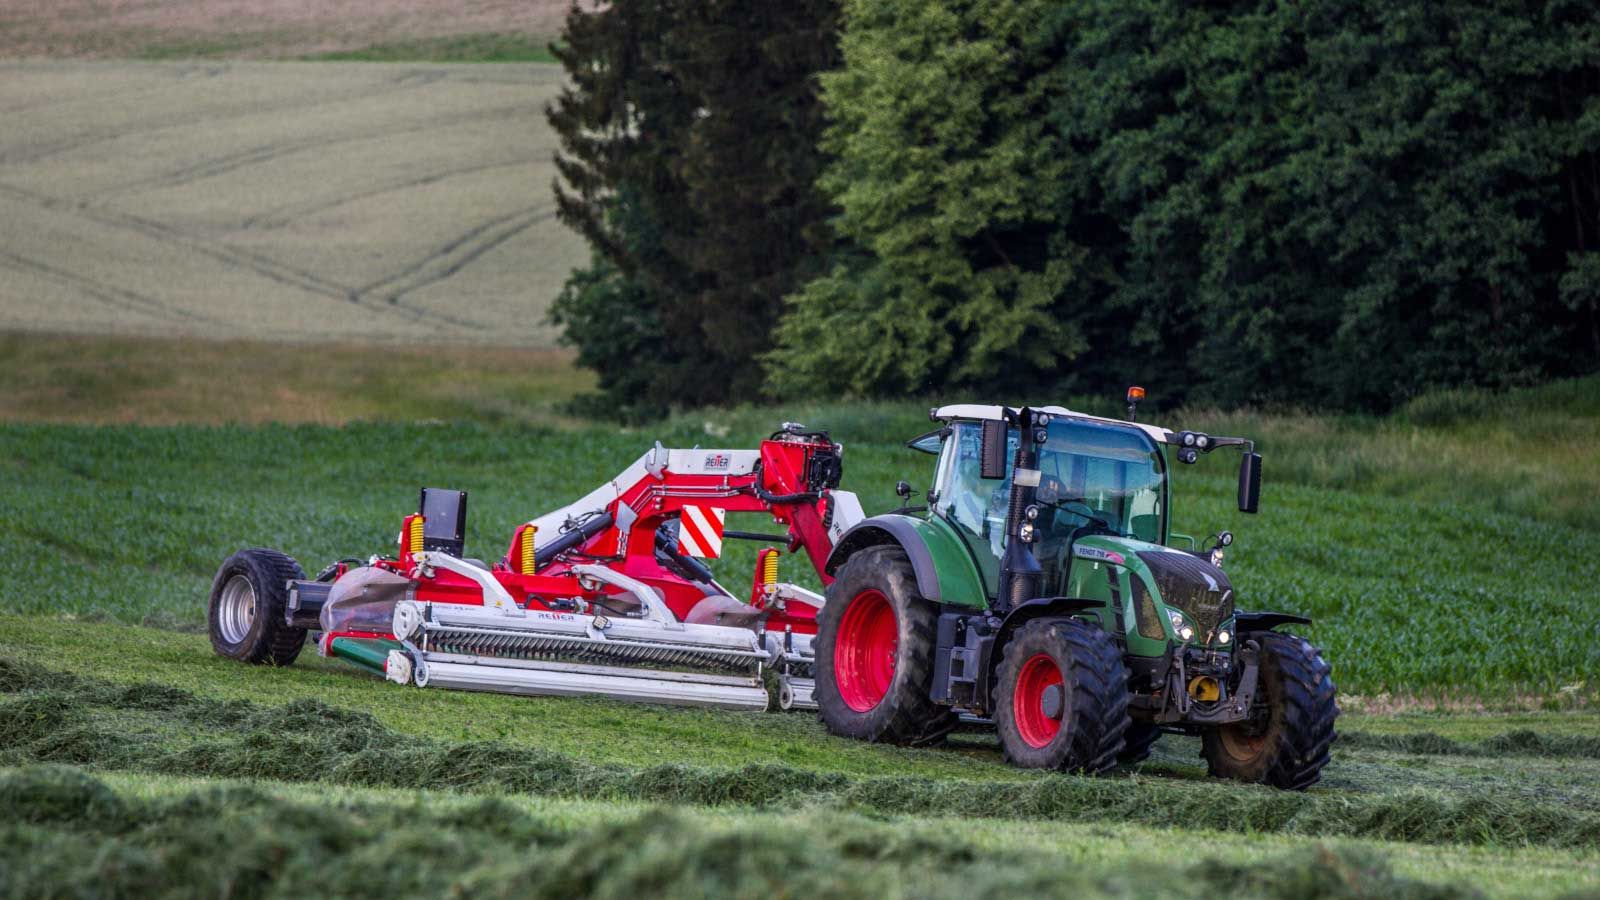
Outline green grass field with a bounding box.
[2,375,1596,698]
[2,623,1599,897]
[3,345,1596,893]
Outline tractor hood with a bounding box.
[1073,535,1235,643]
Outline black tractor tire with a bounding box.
[1118,721,1164,765]
[815,545,957,745]
[1201,631,1338,790]
[208,548,308,666]
[994,617,1131,773]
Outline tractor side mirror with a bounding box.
[1238,453,1262,514]
[979,419,1008,480]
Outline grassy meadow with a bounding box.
[2,334,1596,894]
[1,368,1595,699]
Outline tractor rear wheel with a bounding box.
[815,546,955,745]
[208,548,308,666]
[995,618,1130,773]
[1201,631,1338,790]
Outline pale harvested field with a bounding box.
[0,0,570,60]
[0,60,584,346]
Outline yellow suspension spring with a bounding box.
[520,525,538,573]
[762,550,780,589]
[408,516,424,555]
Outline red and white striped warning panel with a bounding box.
[677,505,726,558]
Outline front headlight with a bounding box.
[1168,610,1195,642]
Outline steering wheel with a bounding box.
[1043,498,1112,532]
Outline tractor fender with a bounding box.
[1233,611,1312,632]
[825,515,944,601]
[978,597,1108,708]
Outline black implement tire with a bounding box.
[995,618,1130,773]
[815,546,956,745]
[1202,631,1338,790]
[208,548,308,666]
[1119,721,1164,765]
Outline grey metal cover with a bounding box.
[320,566,415,634]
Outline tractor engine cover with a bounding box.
[1135,550,1234,639]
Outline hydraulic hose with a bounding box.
[655,524,716,584]
[534,512,615,570]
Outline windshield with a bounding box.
[1036,420,1165,543]
[931,418,1164,553]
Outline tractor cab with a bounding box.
[920,411,1170,599]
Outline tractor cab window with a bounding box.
[933,422,1017,559]
[1035,420,1165,543]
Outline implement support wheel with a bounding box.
[208,548,308,666]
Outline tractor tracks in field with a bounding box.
[0,181,490,335]
[349,203,556,324]
[0,181,348,307]
[0,249,216,326]
[0,63,567,340]
[89,100,537,202]
[0,66,452,168]
[238,157,543,230]
[0,176,537,337]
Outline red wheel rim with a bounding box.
[1013,653,1065,748]
[834,589,897,712]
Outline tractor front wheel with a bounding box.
[1201,631,1338,790]
[815,546,955,745]
[208,548,308,666]
[995,618,1130,773]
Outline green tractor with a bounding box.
[814,399,1337,789]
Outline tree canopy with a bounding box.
[548,0,840,416]
[767,0,1600,410]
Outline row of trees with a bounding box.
[549,0,1600,415]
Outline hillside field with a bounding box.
[0,0,571,61]
[0,59,584,346]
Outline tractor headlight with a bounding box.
[1168,610,1195,643]
[1217,629,1232,645]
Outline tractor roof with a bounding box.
[931,404,1175,445]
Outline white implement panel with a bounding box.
[419,655,769,711]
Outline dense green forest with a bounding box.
[549,0,1600,415]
